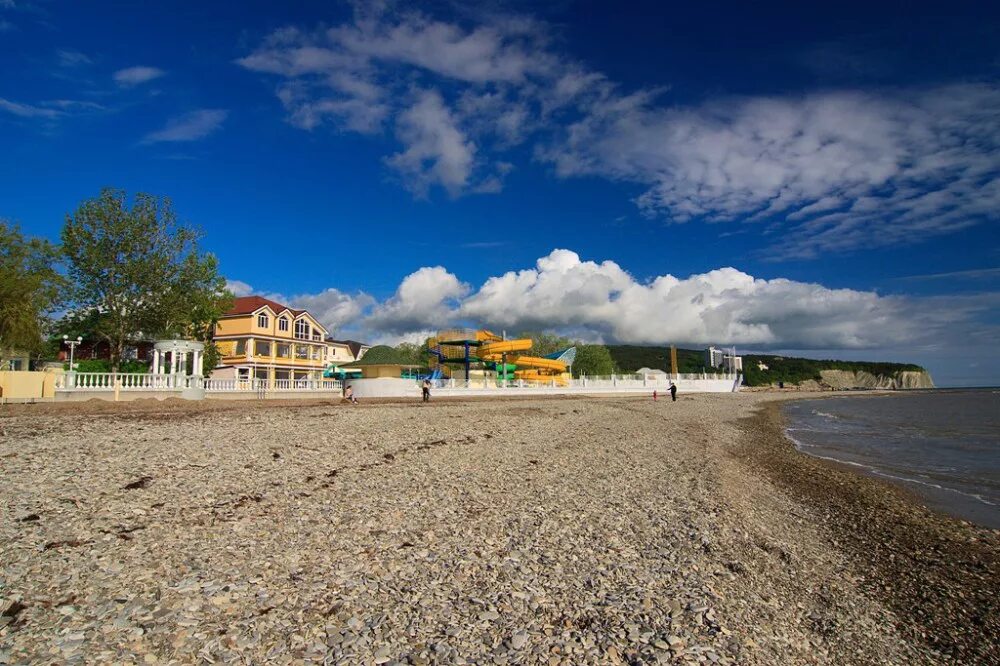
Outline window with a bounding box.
[235,340,246,356]
[295,344,309,359]
[278,316,289,332]
[310,346,321,360]
[254,340,271,357]
[294,319,310,340]
[257,312,269,329]
[276,343,290,358]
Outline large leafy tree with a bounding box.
[571,344,615,377]
[0,222,64,364]
[61,188,232,372]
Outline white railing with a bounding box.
[202,378,341,392]
[56,373,344,393]
[55,372,202,390]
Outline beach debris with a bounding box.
[122,476,153,490]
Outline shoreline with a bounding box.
[734,398,1000,663]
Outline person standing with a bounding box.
[669,382,677,402]
[422,378,431,402]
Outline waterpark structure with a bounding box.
[427,329,577,386]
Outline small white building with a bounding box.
[634,367,668,380]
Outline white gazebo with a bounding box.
[152,339,205,377]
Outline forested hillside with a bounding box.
[604,345,926,387]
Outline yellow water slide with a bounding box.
[478,339,570,384]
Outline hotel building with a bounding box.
[211,296,330,386]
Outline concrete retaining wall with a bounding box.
[350,378,417,399]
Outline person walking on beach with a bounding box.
[422,378,431,402]
[669,382,677,402]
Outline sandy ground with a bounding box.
[1,394,997,665]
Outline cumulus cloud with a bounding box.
[228,250,991,356]
[141,109,228,144]
[237,7,1000,257]
[460,249,928,348]
[114,65,166,86]
[365,266,470,335]
[290,288,376,334]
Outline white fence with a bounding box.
[56,373,342,393]
[55,372,200,390]
[204,378,342,392]
[431,373,739,390]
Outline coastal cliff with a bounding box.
[817,369,935,390]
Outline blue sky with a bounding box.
[2,0,998,385]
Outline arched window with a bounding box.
[294,319,310,340]
[257,312,269,329]
[278,316,289,332]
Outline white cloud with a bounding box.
[545,84,1000,258]
[141,109,228,144]
[365,266,469,335]
[329,14,553,84]
[387,89,475,196]
[114,65,166,86]
[459,249,914,348]
[237,11,557,197]
[0,97,61,119]
[248,249,991,359]
[290,288,375,334]
[225,279,254,297]
[238,8,1000,256]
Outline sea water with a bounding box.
[783,390,1000,529]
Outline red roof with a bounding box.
[225,295,304,317]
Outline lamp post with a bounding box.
[63,335,82,386]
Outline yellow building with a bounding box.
[212,296,330,386]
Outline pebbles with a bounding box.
[0,395,990,664]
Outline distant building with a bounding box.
[705,346,742,373]
[705,346,726,368]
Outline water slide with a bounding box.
[478,339,570,384]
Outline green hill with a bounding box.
[604,345,925,387]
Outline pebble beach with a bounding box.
[1,394,998,665]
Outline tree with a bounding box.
[61,188,231,372]
[517,330,573,356]
[571,344,615,377]
[0,222,64,364]
[393,341,428,366]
